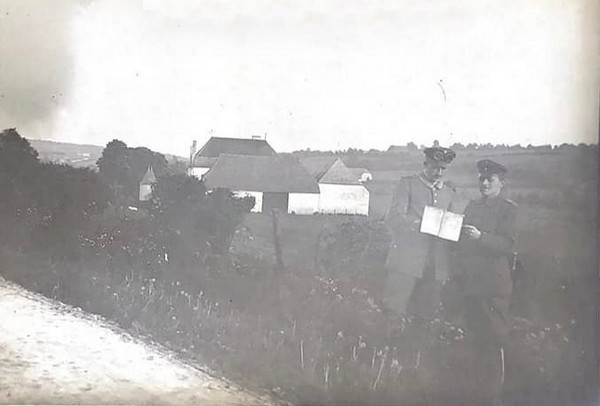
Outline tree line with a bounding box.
[0,128,254,277]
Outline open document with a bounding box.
[420,206,465,242]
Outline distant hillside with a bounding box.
[27,139,186,169]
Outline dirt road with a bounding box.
[0,277,277,405]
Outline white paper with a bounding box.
[438,211,464,242]
[420,206,464,242]
[420,206,445,236]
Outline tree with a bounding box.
[196,188,254,254]
[96,139,131,200]
[97,140,168,204]
[0,129,41,248]
[0,128,39,176]
[31,163,110,256]
[128,147,168,188]
[150,173,206,215]
[146,176,253,273]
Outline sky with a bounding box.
[0,0,598,156]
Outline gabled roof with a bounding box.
[298,156,371,185]
[203,154,319,193]
[193,137,276,166]
[140,166,156,184]
[319,159,366,185]
[298,156,338,180]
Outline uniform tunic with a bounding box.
[457,194,518,300]
[455,194,518,404]
[383,173,465,318]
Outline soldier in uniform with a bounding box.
[383,146,465,321]
[456,159,518,405]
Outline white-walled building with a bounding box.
[316,159,370,215]
[202,154,320,214]
[188,138,373,216]
[299,157,371,215]
[139,166,156,202]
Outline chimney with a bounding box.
[251,135,261,140]
[189,140,197,167]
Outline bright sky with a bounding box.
[0,0,598,155]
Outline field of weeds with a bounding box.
[0,142,597,405]
[3,200,595,405]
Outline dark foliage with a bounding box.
[97,139,168,204]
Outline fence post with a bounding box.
[271,208,284,273]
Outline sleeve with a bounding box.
[385,178,412,233]
[478,204,518,256]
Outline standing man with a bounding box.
[457,159,518,405]
[383,145,464,321]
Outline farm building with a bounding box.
[202,154,320,214]
[299,157,371,215]
[188,136,277,178]
[139,166,156,202]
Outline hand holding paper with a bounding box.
[462,224,482,240]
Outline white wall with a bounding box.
[233,190,263,213]
[139,184,152,202]
[288,193,319,215]
[188,166,210,178]
[318,183,369,215]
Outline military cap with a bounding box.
[424,146,456,164]
[477,159,507,175]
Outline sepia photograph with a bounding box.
[0,1,598,405]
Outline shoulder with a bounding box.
[500,198,518,217]
[500,198,519,214]
[502,197,518,208]
[392,174,418,189]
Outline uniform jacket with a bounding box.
[385,173,466,281]
[457,194,518,297]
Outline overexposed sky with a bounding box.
[0,0,598,155]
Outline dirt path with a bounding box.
[0,277,277,405]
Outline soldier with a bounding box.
[456,159,518,405]
[383,146,465,321]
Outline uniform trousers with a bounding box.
[462,294,511,405]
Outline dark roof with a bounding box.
[193,156,217,167]
[192,137,276,166]
[203,154,319,193]
[298,156,372,185]
[298,156,338,180]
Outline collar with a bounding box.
[482,192,503,206]
[418,171,444,191]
